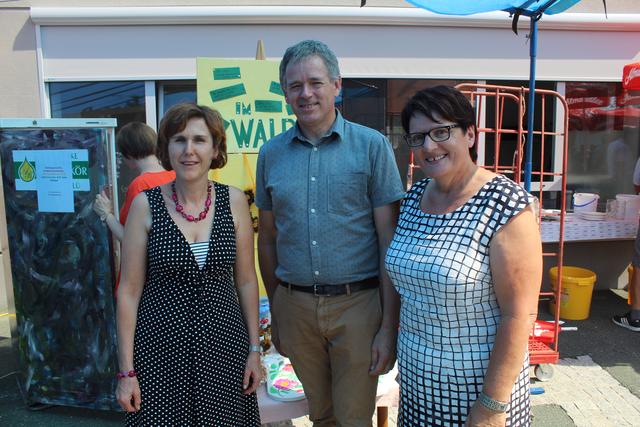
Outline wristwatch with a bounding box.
[478,391,508,413]
[249,344,261,353]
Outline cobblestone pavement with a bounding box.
[530,355,640,427]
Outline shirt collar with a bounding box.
[291,109,345,145]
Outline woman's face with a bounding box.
[408,112,475,180]
[167,117,218,181]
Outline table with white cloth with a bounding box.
[540,216,638,243]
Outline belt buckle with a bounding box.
[313,284,327,297]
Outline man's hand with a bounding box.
[369,326,396,376]
[270,315,287,357]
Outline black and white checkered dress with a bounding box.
[385,175,533,427]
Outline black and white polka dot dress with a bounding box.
[385,175,534,427]
[126,183,260,426]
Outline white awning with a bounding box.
[33,6,640,82]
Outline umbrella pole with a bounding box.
[524,15,538,192]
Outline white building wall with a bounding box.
[0,9,42,117]
[37,22,640,84]
[1,0,640,118]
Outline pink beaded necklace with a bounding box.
[171,181,212,222]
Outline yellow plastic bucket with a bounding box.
[549,266,597,320]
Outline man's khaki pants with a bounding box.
[272,285,382,427]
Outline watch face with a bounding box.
[490,401,508,411]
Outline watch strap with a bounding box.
[249,344,261,353]
[478,391,509,413]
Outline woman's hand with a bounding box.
[242,352,263,395]
[464,401,507,427]
[116,376,141,412]
[93,190,113,221]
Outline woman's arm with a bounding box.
[93,190,125,241]
[115,192,151,412]
[229,186,262,394]
[467,205,542,426]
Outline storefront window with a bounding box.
[158,81,197,117]
[49,81,146,208]
[49,79,584,202]
[340,79,386,133]
[50,81,145,125]
[566,82,640,203]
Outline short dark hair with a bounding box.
[401,86,477,161]
[116,122,157,160]
[279,40,340,88]
[157,103,227,171]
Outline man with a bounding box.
[613,260,640,332]
[256,40,404,426]
[612,157,640,332]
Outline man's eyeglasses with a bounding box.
[403,124,459,147]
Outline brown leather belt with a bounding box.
[279,276,379,297]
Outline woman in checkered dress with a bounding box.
[385,86,542,426]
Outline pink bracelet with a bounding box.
[116,370,137,379]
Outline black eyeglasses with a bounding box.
[403,124,459,147]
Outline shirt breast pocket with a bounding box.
[327,173,369,215]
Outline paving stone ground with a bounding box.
[530,355,640,427]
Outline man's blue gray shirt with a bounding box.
[256,111,405,286]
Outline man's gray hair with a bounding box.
[279,40,341,88]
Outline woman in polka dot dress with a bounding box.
[115,103,261,425]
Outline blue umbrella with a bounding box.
[402,1,580,16]
[371,0,587,191]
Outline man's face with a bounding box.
[284,55,341,134]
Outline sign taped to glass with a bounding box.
[623,62,640,90]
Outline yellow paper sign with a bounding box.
[197,58,295,297]
[197,58,296,154]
